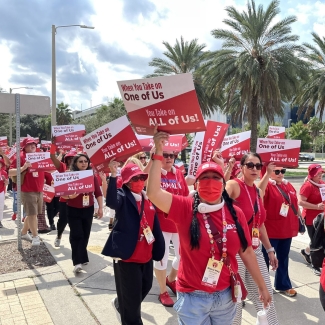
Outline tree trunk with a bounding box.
[250,95,259,152]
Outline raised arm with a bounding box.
[106,160,123,211]
[257,162,275,196]
[50,144,62,170]
[146,127,173,214]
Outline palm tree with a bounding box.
[294,33,325,120]
[288,121,311,151]
[57,102,73,125]
[145,37,221,117]
[202,0,307,151]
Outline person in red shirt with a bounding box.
[102,162,164,325]
[147,129,270,325]
[0,157,9,228]
[153,150,189,307]
[61,154,103,273]
[9,138,45,246]
[258,163,301,297]
[298,164,325,275]
[225,152,279,325]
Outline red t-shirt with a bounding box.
[157,168,189,233]
[168,195,251,293]
[299,180,325,225]
[10,152,45,192]
[124,199,156,263]
[0,170,8,193]
[233,179,266,235]
[67,175,102,208]
[264,182,298,239]
[44,172,54,186]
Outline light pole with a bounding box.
[9,87,33,146]
[52,24,94,128]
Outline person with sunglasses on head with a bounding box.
[61,154,103,274]
[225,152,279,325]
[298,164,325,276]
[146,129,271,325]
[50,143,76,247]
[153,150,189,307]
[102,161,164,325]
[258,163,300,297]
[134,151,149,167]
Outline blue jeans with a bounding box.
[262,238,292,291]
[13,190,17,213]
[174,287,235,325]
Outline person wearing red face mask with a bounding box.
[146,128,271,325]
[102,162,165,325]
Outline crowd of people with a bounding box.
[0,131,325,325]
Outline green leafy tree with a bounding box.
[203,0,307,151]
[145,37,221,118]
[295,33,325,120]
[288,121,312,151]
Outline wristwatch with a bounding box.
[151,153,163,161]
[266,247,275,253]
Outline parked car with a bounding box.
[299,153,315,161]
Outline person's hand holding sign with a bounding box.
[109,159,119,177]
[153,125,169,155]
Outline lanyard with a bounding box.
[202,207,227,261]
[242,181,261,228]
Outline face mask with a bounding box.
[129,180,145,194]
[197,179,223,202]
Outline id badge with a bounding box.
[82,195,89,207]
[32,172,38,177]
[143,226,155,245]
[252,228,260,248]
[279,203,289,217]
[201,258,223,288]
[234,281,242,302]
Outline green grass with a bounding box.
[285,171,308,177]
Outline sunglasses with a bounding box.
[244,162,263,170]
[163,153,177,159]
[139,156,147,160]
[274,169,286,175]
[131,175,147,182]
[77,160,89,163]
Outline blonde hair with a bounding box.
[123,157,144,171]
[133,152,146,160]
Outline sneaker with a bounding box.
[313,268,321,276]
[73,264,82,273]
[0,221,3,228]
[111,297,121,324]
[32,236,41,246]
[158,291,174,307]
[11,213,17,221]
[82,262,88,265]
[54,237,61,247]
[300,249,311,265]
[50,224,56,231]
[166,276,176,295]
[21,233,32,242]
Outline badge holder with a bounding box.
[83,194,89,207]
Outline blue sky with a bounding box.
[0,0,324,112]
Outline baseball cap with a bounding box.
[121,163,148,184]
[22,137,37,149]
[195,161,225,181]
[308,164,325,179]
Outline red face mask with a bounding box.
[129,180,145,194]
[197,179,223,202]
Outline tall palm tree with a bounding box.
[294,33,325,120]
[57,102,73,125]
[202,0,307,151]
[145,37,221,117]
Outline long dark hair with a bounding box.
[190,191,248,251]
[70,154,91,171]
[240,152,262,166]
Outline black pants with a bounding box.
[67,205,94,266]
[114,260,153,325]
[46,196,60,225]
[57,201,68,238]
[306,225,315,244]
[320,282,325,311]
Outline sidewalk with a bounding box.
[0,191,323,325]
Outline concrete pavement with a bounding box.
[0,182,324,325]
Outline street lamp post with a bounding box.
[9,87,33,145]
[52,24,94,128]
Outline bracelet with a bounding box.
[151,153,163,161]
[266,247,275,253]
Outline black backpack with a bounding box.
[310,213,325,269]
